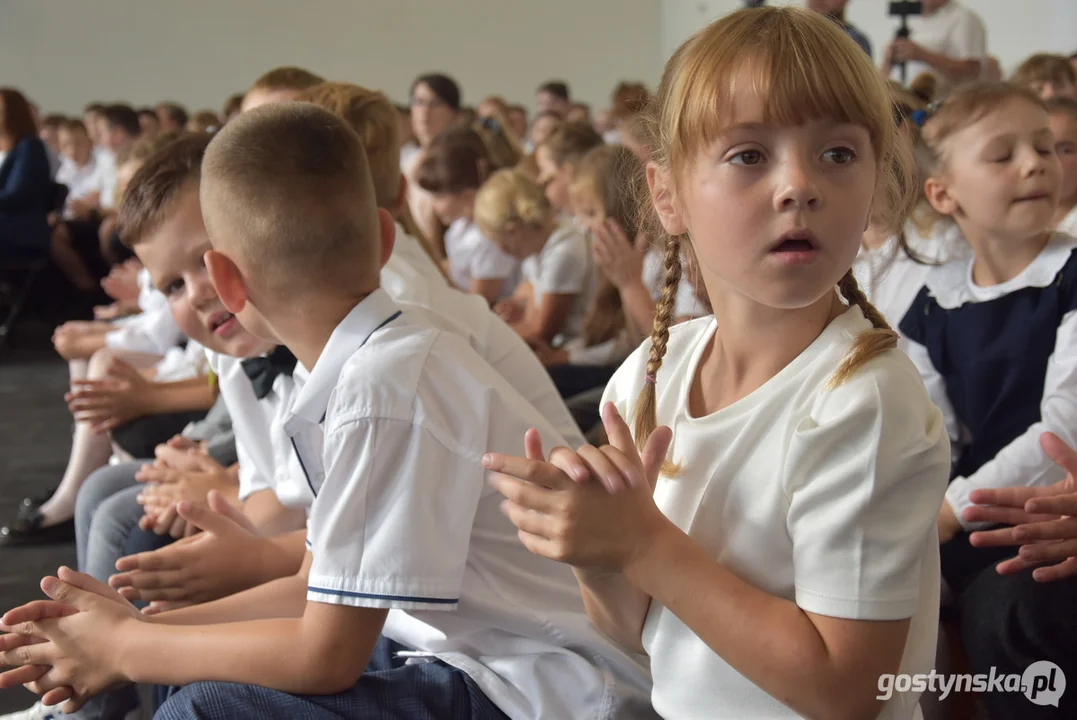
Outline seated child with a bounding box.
[903,81,1077,719]
[0,102,655,720]
[240,66,325,112]
[539,145,642,397]
[1050,97,1077,236]
[417,123,522,303]
[475,168,596,347]
[1012,53,1077,101]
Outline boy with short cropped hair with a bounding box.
[0,104,653,720]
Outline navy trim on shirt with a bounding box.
[307,586,459,605]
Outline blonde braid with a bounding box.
[632,233,683,473]
[829,270,899,388]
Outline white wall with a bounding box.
[0,0,663,115]
[661,1,1077,74]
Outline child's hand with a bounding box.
[531,340,568,368]
[484,403,674,573]
[936,501,962,545]
[100,259,142,305]
[137,455,232,512]
[495,298,524,324]
[65,362,150,433]
[592,219,646,290]
[0,567,141,713]
[151,440,213,473]
[965,432,1077,581]
[110,492,271,607]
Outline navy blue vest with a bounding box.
[900,249,1077,479]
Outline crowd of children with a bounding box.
[2,4,1077,719]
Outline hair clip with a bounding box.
[478,116,503,136]
[911,109,929,127]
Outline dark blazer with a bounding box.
[0,136,55,254]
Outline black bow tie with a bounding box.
[241,346,297,400]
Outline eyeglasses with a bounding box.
[410,97,447,110]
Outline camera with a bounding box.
[889,2,923,83]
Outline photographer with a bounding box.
[884,0,986,85]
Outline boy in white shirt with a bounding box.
[883,0,986,86]
[0,102,652,720]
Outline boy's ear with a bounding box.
[647,163,687,236]
[923,175,958,216]
[376,208,396,270]
[204,250,248,315]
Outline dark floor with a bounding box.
[0,317,77,714]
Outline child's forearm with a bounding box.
[244,489,308,537]
[573,569,650,654]
[619,281,657,339]
[152,566,307,626]
[124,616,322,693]
[143,377,217,416]
[624,520,904,720]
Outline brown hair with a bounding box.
[118,132,209,247]
[249,66,325,93]
[42,113,67,130]
[0,88,39,143]
[417,123,520,194]
[200,103,381,297]
[573,145,646,347]
[919,81,1046,177]
[1046,96,1077,122]
[634,7,913,461]
[221,93,244,121]
[187,110,220,133]
[1011,54,1077,92]
[537,121,603,170]
[297,81,450,282]
[611,81,651,120]
[60,118,88,135]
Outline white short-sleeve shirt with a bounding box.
[444,217,519,299]
[104,304,184,357]
[206,349,298,502]
[284,290,655,720]
[892,0,987,83]
[270,227,585,512]
[642,247,706,319]
[521,224,596,341]
[151,339,208,383]
[54,156,109,219]
[603,308,950,719]
[853,220,968,330]
[94,147,119,210]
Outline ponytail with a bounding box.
[829,270,898,389]
[632,232,683,475]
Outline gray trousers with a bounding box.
[71,462,146,720]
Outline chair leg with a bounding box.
[0,266,43,355]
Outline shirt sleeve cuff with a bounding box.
[795,587,919,621]
[306,575,460,611]
[945,477,982,531]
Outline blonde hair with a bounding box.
[634,6,913,460]
[297,81,450,282]
[473,168,552,240]
[918,81,1046,177]
[200,103,381,298]
[249,66,325,93]
[572,145,645,347]
[537,121,604,171]
[1011,53,1077,92]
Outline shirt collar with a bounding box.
[926,232,1077,309]
[285,288,401,430]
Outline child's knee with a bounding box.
[87,347,120,377]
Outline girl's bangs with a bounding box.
[666,9,891,170]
